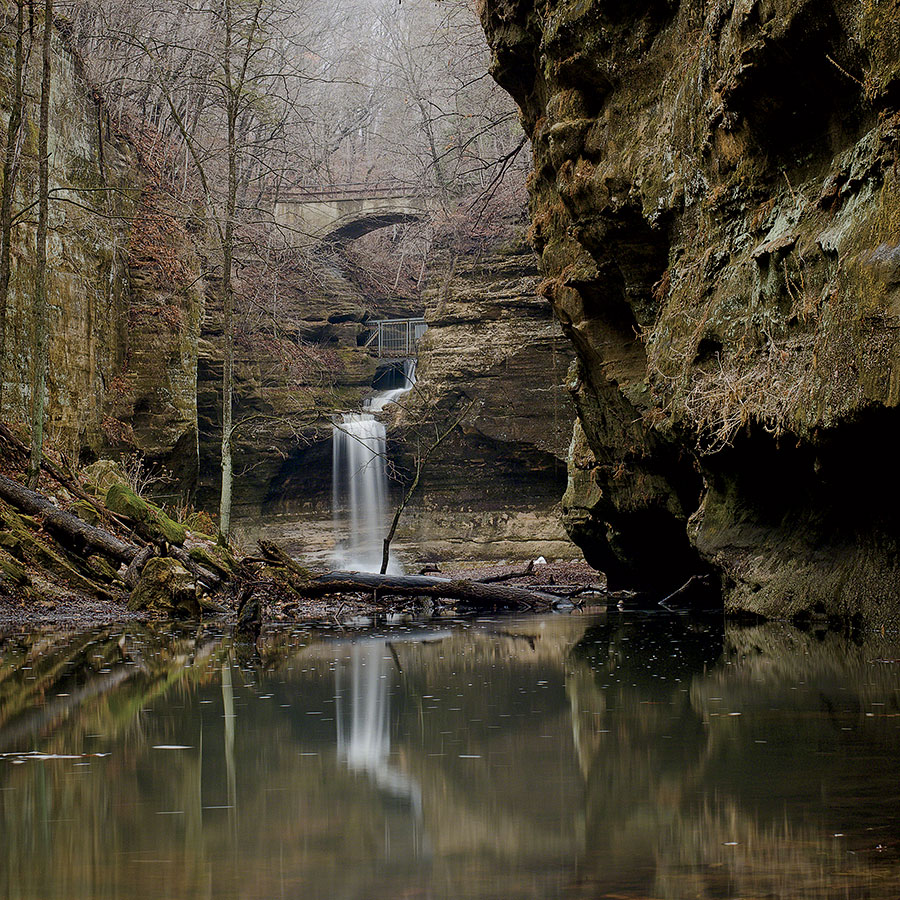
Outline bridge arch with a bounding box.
[274,184,430,244]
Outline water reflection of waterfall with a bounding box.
[331,359,416,573]
[334,642,423,815]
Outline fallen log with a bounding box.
[124,545,156,587]
[0,423,136,536]
[167,544,221,592]
[0,473,139,563]
[290,570,562,609]
[256,541,564,609]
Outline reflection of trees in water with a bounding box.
[0,626,230,900]
[0,626,226,751]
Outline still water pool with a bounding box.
[1,612,899,899]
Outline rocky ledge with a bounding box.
[395,238,579,562]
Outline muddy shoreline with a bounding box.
[0,559,604,631]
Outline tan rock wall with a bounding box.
[396,241,580,561]
[0,26,202,485]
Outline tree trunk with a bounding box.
[0,473,139,563]
[218,0,238,540]
[288,570,562,609]
[0,0,27,413]
[380,460,421,574]
[28,0,52,488]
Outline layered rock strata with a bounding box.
[194,254,421,519]
[395,240,578,561]
[480,0,900,619]
[0,26,202,484]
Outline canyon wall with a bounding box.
[479,0,900,619]
[0,25,202,485]
[0,27,380,515]
[396,239,578,562]
[236,238,580,568]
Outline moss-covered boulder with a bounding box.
[69,499,101,527]
[128,556,200,617]
[82,460,129,498]
[188,543,236,578]
[105,483,187,545]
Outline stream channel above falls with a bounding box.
[2,611,900,899]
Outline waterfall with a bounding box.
[331,412,389,573]
[369,359,416,413]
[331,359,416,573]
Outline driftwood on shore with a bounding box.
[297,571,563,608]
[256,540,562,609]
[0,473,139,563]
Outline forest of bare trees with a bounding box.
[0,0,529,535]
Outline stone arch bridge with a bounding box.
[274,183,431,244]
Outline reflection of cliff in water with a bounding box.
[567,614,900,899]
[2,616,899,899]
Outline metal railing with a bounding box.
[278,182,416,202]
[367,317,428,358]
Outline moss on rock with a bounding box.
[479,0,900,620]
[105,483,187,545]
[128,556,200,617]
[69,499,101,527]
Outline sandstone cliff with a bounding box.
[0,25,202,485]
[395,238,578,561]
[480,0,900,620]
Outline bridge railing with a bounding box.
[368,318,428,358]
[278,182,416,202]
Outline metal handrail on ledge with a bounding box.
[366,317,428,358]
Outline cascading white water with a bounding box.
[368,359,417,413]
[331,359,416,573]
[331,412,389,572]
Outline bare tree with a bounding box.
[0,0,31,415]
[71,0,321,536]
[27,0,53,487]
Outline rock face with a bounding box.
[480,0,900,619]
[0,26,202,484]
[396,239,578,561]
[194,255,416,520]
